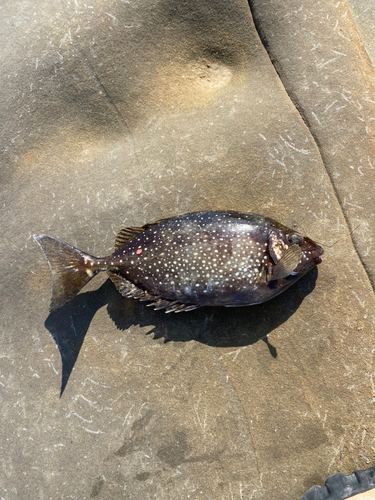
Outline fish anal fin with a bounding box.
[108,272,200,313]
[148,299,179,311]
[108,271,166,303]
[172,303,201,313]
[268,245,302,281]
[107,271,147,298]
[149,300,201,313]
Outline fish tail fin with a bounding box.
[34,234,101,311]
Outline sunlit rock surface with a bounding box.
[1,1,374,499]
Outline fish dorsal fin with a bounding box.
[268,245,302,281]
[114,217,175,251]
[115,226,148,250]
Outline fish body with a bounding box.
[34,211,323,312]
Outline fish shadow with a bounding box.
[45,268,318,395]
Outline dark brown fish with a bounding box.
[34,211,323,313]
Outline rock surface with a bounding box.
[1,1,374,499]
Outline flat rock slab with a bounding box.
[250,0,375,286]
[1,1,374,500]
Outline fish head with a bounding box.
[287,232,324,274]
[267,229,323,283]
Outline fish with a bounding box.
[34,210,323,313]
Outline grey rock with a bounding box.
[1,1,375,499]
[250,0,375,286]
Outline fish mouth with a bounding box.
[314,246,324,265]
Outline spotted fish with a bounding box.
[34,211,323,313]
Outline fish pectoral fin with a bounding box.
[268,232,288,264]
[268,245,302,281]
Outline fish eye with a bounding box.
[288,233,303,245]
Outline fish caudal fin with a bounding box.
[34,235,100,311]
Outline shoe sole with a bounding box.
[301,467,375,499]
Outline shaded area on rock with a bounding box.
[46,268,318,394]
